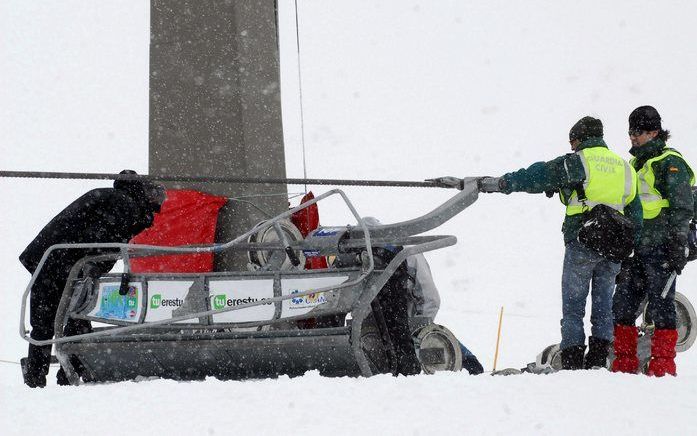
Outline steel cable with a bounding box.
[0,170,451,188]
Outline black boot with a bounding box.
[462,355,484,375]
[584,336,611,369]
[56,367,71,386]
[395,353,423,376]
[56,354,91,386]
[561,345,585,370]
[21,344,52,388]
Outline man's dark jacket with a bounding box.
[20,180,158,275]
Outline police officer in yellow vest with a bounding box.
[484,117,642,370]
[612,106,695,377]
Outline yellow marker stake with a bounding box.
[492,306,504,372]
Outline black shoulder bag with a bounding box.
[575,184,636,263]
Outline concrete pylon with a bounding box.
[149,0,287,270]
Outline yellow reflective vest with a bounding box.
[631,148,696,220]
[560,147,637,216]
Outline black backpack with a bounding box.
[574,184,636,263]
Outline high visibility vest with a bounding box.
[631,148,696,220]
[561,147,637,216]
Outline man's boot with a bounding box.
[584,336,611,369]
[21,344,51,388]
[561,345,585,370]
[459,341,484,375]
[395,353,422,376]
[647,329,678,377]
[611,324,638,374]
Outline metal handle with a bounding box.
[477,177,502,193]
[661,271,678,299]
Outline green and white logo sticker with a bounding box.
[150,294,162,309]
[213,294,227,310]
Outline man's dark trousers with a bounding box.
[613,245,676,329]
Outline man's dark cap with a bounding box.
[629,105,662,131]
[114,169,166,209]
[569,116,603,142]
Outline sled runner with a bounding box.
[20,183,482,384]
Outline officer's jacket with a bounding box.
[629,138,695,247]
[500,138,643,244]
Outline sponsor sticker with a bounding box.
[208,280,275,323]
[210,293,272,310]
[288,290,327,309]
[314,229,338,237]
[144,281,193,323]
[94,284,140,321]
[280,276,348,318]
[150,293,184,309]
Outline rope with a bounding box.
[294,0,309,194]
[0,170,449,189]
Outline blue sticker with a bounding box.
[95,285,139,320]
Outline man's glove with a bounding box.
[666,240,689,275]
[615,254,635,285]
[425,176,465,190]
[688,222,697,262]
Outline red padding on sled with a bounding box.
[130,190,227,273]
[291,191,328,269]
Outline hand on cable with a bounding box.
[666,240,689,275]
[425,176,465,190]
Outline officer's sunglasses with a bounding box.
[628,129,644,137]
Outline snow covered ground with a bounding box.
[1,1,697,435]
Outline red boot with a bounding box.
[647,329,678,377]
[611,324,639,374]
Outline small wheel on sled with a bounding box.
[413,324,462,374]
[674,292,696,352]
[640,291,696,353]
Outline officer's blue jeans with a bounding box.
[560,241,621,350]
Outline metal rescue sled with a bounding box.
[20,181,488,385]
